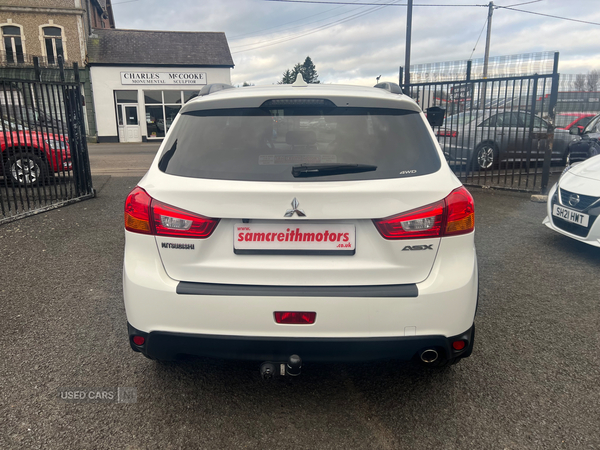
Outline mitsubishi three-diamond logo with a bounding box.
[284,198,306,217]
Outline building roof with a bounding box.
[87,29,234,67]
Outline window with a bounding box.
[43,26,63,65]
[158,107,441,182]
[144,91,189,138]
[479,115,496,127]
[516,113,548,129]
[115,90,138,103]
[2,26,24,64]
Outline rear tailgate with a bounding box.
[146,171,460,286]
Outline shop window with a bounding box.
[144,90,185,139]
[144,91,162,104]
[183,91,199,103]
[146,105,164,138]
[43,26,64,65]
[2,25,24,64]
[163,91,182,104]
[165,105,181,132]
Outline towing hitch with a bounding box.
[259,354,302,380]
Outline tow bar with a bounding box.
[259,355,302,380]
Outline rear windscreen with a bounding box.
[158,107,441,182]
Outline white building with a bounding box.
[87,29,234,143]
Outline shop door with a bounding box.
[117,104,141,142]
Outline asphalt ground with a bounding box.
[1,147,599,449]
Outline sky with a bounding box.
[111,0,600,87]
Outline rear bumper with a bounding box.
[123,230,479,360]
[128,322,475,362]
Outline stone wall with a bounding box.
[0,4,86,65]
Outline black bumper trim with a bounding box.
[128,323,474,363]
[176,281,418,297]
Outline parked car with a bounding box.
[564,113,600,165]
[543,154,600,247]
[555,112,596,131]
[123,80,478,371]
[0,105,65,133]
[1,124,71,186]
[438,110,570,170]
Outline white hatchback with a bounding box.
[123,79,478,371]
[544,154,600,247]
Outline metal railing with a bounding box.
[0,56,93,224]
[400,53,562,193]
[0,51,69,68]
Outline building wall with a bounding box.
[90,65,232,141]
[2,0,77,8]
[0,10,85,65]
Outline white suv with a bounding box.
[123,78,478,370]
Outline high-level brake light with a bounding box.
[373,186,474,240]
[436,130,458,138]
[125,187,220,238]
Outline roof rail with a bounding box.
[374,82,403,94]
[198,83,235,97]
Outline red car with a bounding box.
[1,126,71,186]
[555,112,596,132]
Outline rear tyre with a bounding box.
[473,143,498,171]
[5,151,48,187]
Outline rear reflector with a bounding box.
[452,340,466,351]
[373,186,474,240]
[124,187,219,239]
[132,336,145,346]
[274,312,316,324]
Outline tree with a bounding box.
[278,69,294,84]
[302,56,319,84]
[573,74,586,91]
[586,70,599,92]
[279,57,320,84]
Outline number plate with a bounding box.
[553,204,589,227]
[234,223,355,255]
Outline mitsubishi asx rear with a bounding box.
[123,79,478,373]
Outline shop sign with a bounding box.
[120,72,207,85]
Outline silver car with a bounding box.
[437,110,570,170]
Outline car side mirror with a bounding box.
[569,125,583,135]
[426,107,445,127]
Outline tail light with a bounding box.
[124,187,152,234]
[437,130,458,138]
[373,186,474,240]
[124,187,219,238]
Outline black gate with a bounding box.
[0,57,93,224]
[406,57,560,193]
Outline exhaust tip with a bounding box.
[420,349,439,364]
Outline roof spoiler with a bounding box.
[198,83,235,97]
[374,82,403,94]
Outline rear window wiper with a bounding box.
[292,163,377,178]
